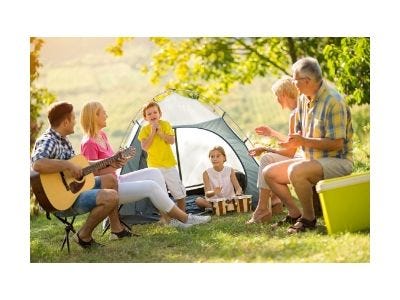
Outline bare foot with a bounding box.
[246,208,272,224]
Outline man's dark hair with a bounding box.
[47,102,73,127]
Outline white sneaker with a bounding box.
[168,218,193,229]
[186,213,211,225]
[102,217,109,230]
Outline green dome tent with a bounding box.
[118,90,260,223]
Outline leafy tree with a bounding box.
[30,37,56,152]
[30,37,56,216]
[323,37,370,106]
[108,37,369,105]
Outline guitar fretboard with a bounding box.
[81,153,121,176]
[79,146,134,177]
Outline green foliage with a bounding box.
[145,37,296,103]
[30,212,369,262]
[351,104,370,173]
[108,37,369,106]
[30,37,56,216]
[323,38,370,105]
[30,37,56,151]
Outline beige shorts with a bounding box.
[258,152,292,189]
[158,167,186,200]
[316,157,353,179]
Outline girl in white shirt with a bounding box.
[195,146,243,208]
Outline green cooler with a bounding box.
[315,172,370,234]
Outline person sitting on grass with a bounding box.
[195,146,243,209]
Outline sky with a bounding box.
[39,37,117,63]
[2,0,399,299]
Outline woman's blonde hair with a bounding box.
[209,146,227,162]
[271,75,299,100]
[80,101,103,137]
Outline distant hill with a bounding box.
[37,37,290,151]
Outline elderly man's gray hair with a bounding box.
[292,57,323,83]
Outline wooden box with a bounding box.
[208,195,252,216]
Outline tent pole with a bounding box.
[174,128,183,180]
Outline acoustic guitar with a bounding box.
[30,147,135,212]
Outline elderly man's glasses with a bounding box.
[292,77,309,84]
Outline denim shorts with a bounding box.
[55,177,101,217]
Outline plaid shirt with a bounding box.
[31,128,75,165]
[295,81,353,161]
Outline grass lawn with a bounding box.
[30,211,369,263]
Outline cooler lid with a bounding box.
[316,173,370,193]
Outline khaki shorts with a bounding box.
[316,157,353,179]
[159,167,186,200]
[258,152,292,189]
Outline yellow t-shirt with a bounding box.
[138,119,177,168]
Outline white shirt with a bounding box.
[206,166,235,199]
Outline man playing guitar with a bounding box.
[31,101,132,249]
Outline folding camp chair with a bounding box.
[46,211,81,253]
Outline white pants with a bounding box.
[117,168,175,213]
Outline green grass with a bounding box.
[30,212,369,263]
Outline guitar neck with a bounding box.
[81,155,119,176]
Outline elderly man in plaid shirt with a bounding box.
[264,57,353,233]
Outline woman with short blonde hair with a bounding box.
[247,77,302,224]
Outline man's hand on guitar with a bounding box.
[65,160,82,179]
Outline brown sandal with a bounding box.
[287,217,316,234]
[271,214,301,229]
[73,232,104,249]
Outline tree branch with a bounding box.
[232,37,290,75]
[286,37,298,64]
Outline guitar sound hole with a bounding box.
[69,180,86,194]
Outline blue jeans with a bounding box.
[56,177,101,217]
